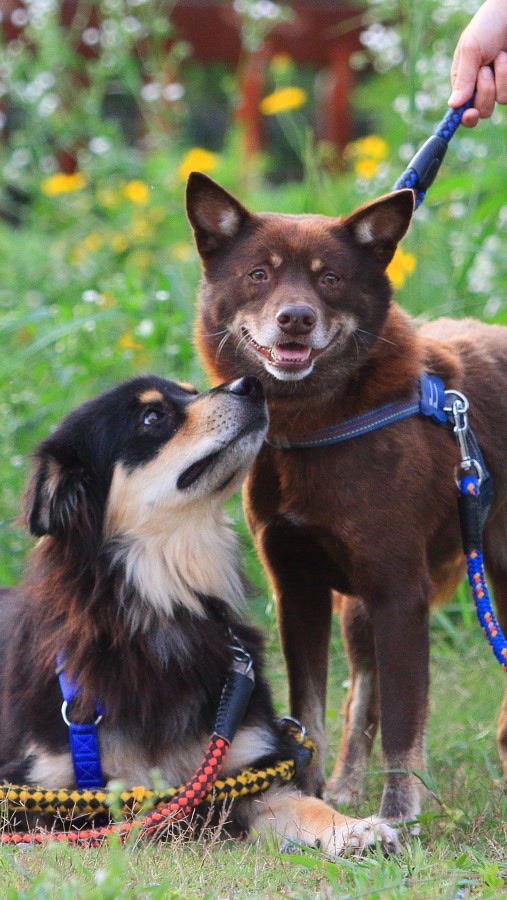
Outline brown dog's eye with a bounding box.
[249,268,268,282]
[322,273,340,286]
[143,408,165,427]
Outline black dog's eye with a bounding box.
[249,268,268,282]
[143,408,165,427]
[321,272,341,286]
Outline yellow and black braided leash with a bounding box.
[0,725,315,832]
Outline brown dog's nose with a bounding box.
[276,304,316,335]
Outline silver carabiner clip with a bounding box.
[444,389,484,486]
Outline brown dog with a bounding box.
[187,171,507,823]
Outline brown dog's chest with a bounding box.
[246,415,465,598]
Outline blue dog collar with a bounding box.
[56,654,104,789]
[267,373,452,449]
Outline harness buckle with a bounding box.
[61,700,103,728]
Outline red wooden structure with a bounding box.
[2,1,365,155]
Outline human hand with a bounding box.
[449,0,507,126]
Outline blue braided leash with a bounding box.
[393,98,474,207]
[459,476,507,671]
[393,99,507,668]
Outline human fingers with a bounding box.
[475,64,496,117]
[449,39,480,110]
[495,49,507,103]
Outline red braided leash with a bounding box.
[0,736,229,847]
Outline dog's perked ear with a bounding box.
[24,452,94,539]
[340,189,415,268]
[186,172,252,258]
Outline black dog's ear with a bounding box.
[186,172,252,258]
[24,453,88,538]
[341,189,415,268]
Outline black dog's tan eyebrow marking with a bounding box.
[138,390,164,404]
[177,381,198,394]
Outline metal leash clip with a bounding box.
[227,630,254,678]
[444,389,484,486]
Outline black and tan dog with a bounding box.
[187,172,507,824]
[0,374,398,851]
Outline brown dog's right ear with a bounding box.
[186,172,252,257]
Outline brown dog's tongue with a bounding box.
[272,343,311,363]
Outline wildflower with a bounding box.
[118,332,143,351]
[352,135,388,161]
[131,217,152,239]
[259,86,306,116]
[82,233,103,253]
[172,241,194,261]
[123,180,150,205]
[97,187,119,208]
[354,158,380,180]
[41,172,87,196]
[344,134,388,180]
[178,147,219,181]
[387,247,416,289]
[110,234,129,253]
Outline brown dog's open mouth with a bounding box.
[242,330,325,371]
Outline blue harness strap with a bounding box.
[266,372,448,449]
[56,655,104,789]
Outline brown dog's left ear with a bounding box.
[341,189,415,268]
[186,172,252,258]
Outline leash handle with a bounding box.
[393,97,475,207]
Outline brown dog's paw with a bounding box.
[319,816,400,856]
[324,772,366,808]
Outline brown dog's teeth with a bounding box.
[272,344,311,363]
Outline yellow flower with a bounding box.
[354,158,380,180]
[259,86,307,116]
[387,247,416,289]
[41,172,87,196]
[345,135,389,180]
[123,180,150,205]
[82,232,103,253]
[110,234,129,253]
[127,249,153,269]
[172,241,194,261]
[118,332,143,351]
[178,147,219,181]
[97,187,120,208]
[351,135,388,162]
[131,217,152,239]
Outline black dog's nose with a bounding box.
[276,304,316,335]
[228,377,264,401]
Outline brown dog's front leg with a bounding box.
[259,523,333,797]
[369,587,430,823]
[326,595,379,807]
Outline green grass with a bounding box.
[0,604,506,898]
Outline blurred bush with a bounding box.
[0,0,506,582]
